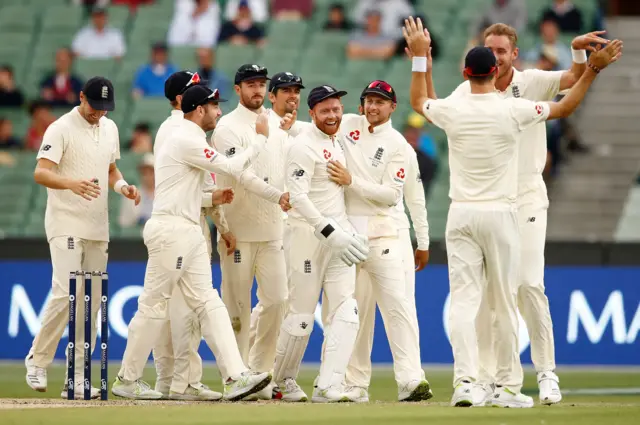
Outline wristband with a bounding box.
[571,47,587,64]
[114,179,128,194]
[588,62,601,74]
[412,56,428,72]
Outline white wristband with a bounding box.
[114,179,128,194]
[412,56,428,73]
[571,47,587,64]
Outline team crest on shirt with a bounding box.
[370,147,384,167]
[323,149,332,160]
[203,148,218,161]
[512,84,521,98]
[394,168,406,183]
[345,129,360,144]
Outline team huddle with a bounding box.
[23,18,622,409]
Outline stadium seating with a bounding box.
[0,0,600,240]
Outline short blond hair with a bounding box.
[483,23,518,48]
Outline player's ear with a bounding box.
[234,84,241,97]
[512,46,519,61]
[268,91,276,104]
[390,102,397,112]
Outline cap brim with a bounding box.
[361,88,395,102]
[312,90,348,107]
[87,97,115,112]
[272,82,306,91]
[235,75,271,84]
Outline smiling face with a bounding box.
[269,86,301,115]
[363,94,395,127]
[484,34,518,80]
[79,92,107,125]
[310,97,343,136]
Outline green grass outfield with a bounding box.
[1,363,640,424]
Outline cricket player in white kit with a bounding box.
[448,23,613,405]
[112,84,272,400]
[403,16,622,407]
[150,71,236,401]
[212,64,291,400]
[274,86,369,403]
[335,83,431,403]
[323,81,431,402]
[24,77,140,398]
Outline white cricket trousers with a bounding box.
[344,235,424,388]
[118,216,247,382]
[446,202,523,393]
[476,180,555,383]
[153,213,213,394]
[336,228,425,388]
[30,236,108,381]
[273,218,357,384]
[219,237,288,373]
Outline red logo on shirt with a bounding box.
[323,149,332,160]
[535,104,543,115]
[204,148,217,160]
[348,130,360,141]
[396,168,405,179]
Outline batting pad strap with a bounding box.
[114,179,128,194]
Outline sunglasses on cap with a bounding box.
[367,80,393,93]
[181,72,202,94]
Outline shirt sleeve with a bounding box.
[36,122,65,164]
[212,125,283,204]
[110,121,121,163]
[526,69,564,101]
[178,133,264,176]
[286,142,324,229]
[349,143,404,207]
[403,147,430,250]
[422,98,452,130]
[509,98,550,132]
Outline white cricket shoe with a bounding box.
[242,381,275,401]
[490,386,534,408]
[398,379,434,402]
[471,383,494,407]
[111,376,163,400]
[276,378,308,402]
[169,383,222,401]
[538,371,562,405]
[344,385,369,403]
[311,385,350,403]
[450,381,473,407]
[223,371,272,402]
[25,354,47,392]
[60,382,100,399]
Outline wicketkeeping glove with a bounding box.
[314,218,370,266]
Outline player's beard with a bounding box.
[317,115,342,136]
[242,92,264,111]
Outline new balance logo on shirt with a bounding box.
[292,169,305,178]
[42,144,51,151]
[382,248,390,255]
[233,250,241,263]
[225,147,236,157]
[527,217,536,223]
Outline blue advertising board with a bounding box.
[1,261,638,365]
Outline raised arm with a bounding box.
[560,31,611,91]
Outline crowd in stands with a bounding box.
[1,0,604,211]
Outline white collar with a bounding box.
[182,119,206,138]
[311,123,338,142]
[236,102,265,121]
[365,116,393,134]
[73,107,100,130]
[171,109,184,118]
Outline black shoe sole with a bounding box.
[228,375,272,402]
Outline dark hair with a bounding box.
[134,122,151,133]
[28,100,50,116]
[329,3,344,11]
[0,64,13,75]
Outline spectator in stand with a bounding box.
[272,0,313,20]
[353,0,413,39]
[0,66,25,108]
[324,3,353,31]
[110,0,155,10]
[470,0,527,37]
[403,112,439,196]
[119,153,155,228]
[524,18,572,70]
[24,101,55,152]
[541,0,583,33]
[347,10,396,60]
[224,0,268,23]
[0,118,21,149]
[72,7,126,59]
[196,48,232,100]
[132,42,178,99]
[40,48,84,108]
[168,0,221,48]
[127,122,153,153]
[218,0,266,46]
[72,0,109,14]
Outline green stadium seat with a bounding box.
[107,6,132,32]
[41,5,84,34]
[74,58,116,81]
[215,44,259,78]
[169,46,199,71]
[266,20,309,49]
[129,98,170,135]
[0,5,38,33]
[343,60,388,87]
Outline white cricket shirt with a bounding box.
[36,107,120,242]
[423,93,550,204]
[212,104,286,242]
[450,68,562,191]
[152,119,263,225]
[286,124,349,229]
[392,143,430,250]
[339,114,405,238]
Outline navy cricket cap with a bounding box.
[82,76,115,111]
[269,72,305,92]
[234,64,270,85]
[464,46,498,77]
[164,71,202,101]
[181,85,227,114]
[360,80,397,103]
[307,85,347,109]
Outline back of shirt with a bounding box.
[423,94,549,203]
